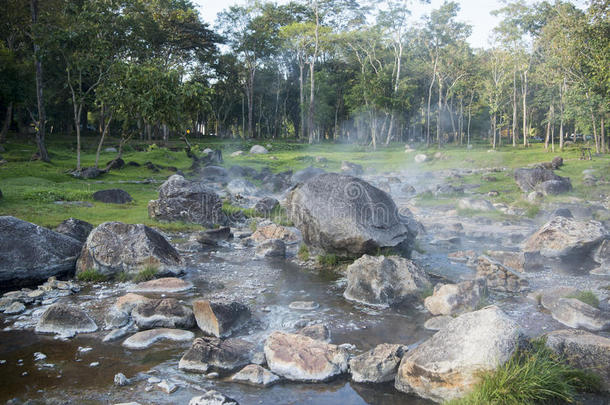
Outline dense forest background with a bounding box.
[0,0,608,166]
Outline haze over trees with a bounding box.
[0,0,608,163]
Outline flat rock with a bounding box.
[192,300,251,338]
[0,216,82,288]
[231,364,280,387]
[132,298,195,330]
[122,328,194,349]
[129,277,193,293]
[179,337,254,373]
[545,329,610,390]
[424,279,486,316]
[93,189,133,204]
[349,343,406,383]
[264,331,349,382]
[35,304,98,337]
[289,301,319,311]
[344,255,431,307]
[548,297,609,332]
[395,306,522,402]
[76,222,181,278]
[3,301,26,315]
[189,391,238,405]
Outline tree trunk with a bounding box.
[601,115,606,153]
[308,1,319,144]
[95,111,112,169]
[0,102,12,144]
[426,57,437,147]
[559,78,565,151]
[436,75,442,148]
[512,70,517,147]
[522,70,528,147]
[544,104,551,150]
[30,0,50,162]
[299,61,304,140]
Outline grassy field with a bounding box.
[0,133,608,230]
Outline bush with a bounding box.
[447,338,602,405]
[565,291,599,308]
[133,265,158,282]
[317,253,339,267]
[77,269,107,282]
[115,271,131,283]
[22,188,91,203]
[297,244,309,261]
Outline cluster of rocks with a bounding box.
[0,277,80,316]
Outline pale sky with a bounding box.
[193,0,508,49]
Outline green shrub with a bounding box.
[115,271,131,283]
[298,244,310,261]
[447,338,602,405]
[77,269,107,282]
[133,265,158,282]
[565,291,599,308]
[22,189,91,203]
[317,253,339,267]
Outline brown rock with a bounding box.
[192,300,251,338]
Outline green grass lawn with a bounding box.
[0,133,608,230]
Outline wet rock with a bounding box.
[290,166,325,185]
[341,161,363,176]
[122,328,194,349]
[76,222,181,278]
[424,279,487,316]
[35,304,98,337]
[227,179,257,196]
[297,324,330,342]
[287,173,417,257]
[129,277,193,294]
[157,379,178,394]
[93,189,133,204]
[132,298,195,330]
[103,323,137,342]
[545,329,610,390]
[289,301,319,310]
[349,343,406,383]
[3,301,26,315]
[254,197,280,215]
[523,216,607,274]
[192,300,251,338]
[395,306,522,402]
[457,198,495,212]
[148,175,226,227]
[486,250,544,272]
[249,145,268,154]
[476,256,528,293]
[194,227,233,246]
[255,239,286,258]
[231,364,280,387]
[514,167,570,192]
[55,218,93,243]
[414,154,427,163]
[264,331,349,382]
[344,255,431,307]
[0,216,82,288]
[114,373,130,386]
[423,315,453,331]
[252,223,300,245]
[189,391,238,405]
[537,179,573,196]
[179,337,254,373]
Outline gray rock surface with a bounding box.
[192,300,251,337]
[514,167,570,192]
[55,218,93,243]
[76,222,181,277]
[249,145,268,154]
[290,166,325,184]
[35,303,98,337]
[0,216,82,288]
[93,189,133,204]
[344,255,431,307]
[476,256,528,293]
[131,298,195,330]
[231,364,280,387]
[349,343,406,383]
[189,391,238,405]
[255,239,286,258]
[122,328,194,349]
[395,306,522,402]
[424,279,486,316]
[287,173,417,257]
[179,337,254,373]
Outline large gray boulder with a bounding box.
[148,174,226,227]
[76,222,181,278]
[131,298,195,330]
[286,173,417,256]
[514,167,571,192]
[523,216,608,274]
[545,329,610,391]
[344,255,431,307]
[249,145,268,154]
[93,188,133,204]
[290,166,325,185]
[192,300,251,338]
[55,218,94,243]
[395,306,522,402]
[264,331,349,382]
[0,216,82,288]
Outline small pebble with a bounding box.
[78,346,92,353]
[114,373,129,386]
[147,377,161,384]
[157,380,178,394]
[89,362,100,367]
[33,352,47,361]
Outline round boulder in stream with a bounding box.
[286,173,417,257]
[35,303,98,337]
